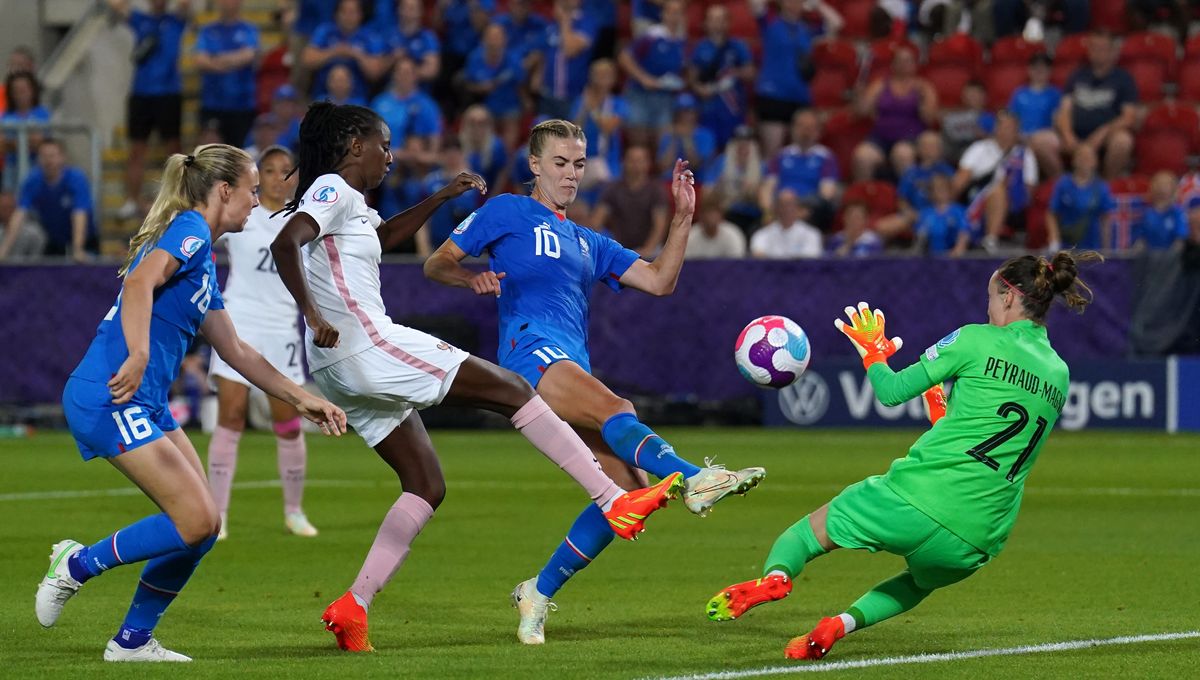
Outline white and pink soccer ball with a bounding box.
[734,315,811,388]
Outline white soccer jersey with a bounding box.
[297,173,394,371]
[219,205,301,334]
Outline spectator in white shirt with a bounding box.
[686,192,747,258]
[750,188,822,258]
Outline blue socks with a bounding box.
[67,513,189,583]
[114,535,217,648]
[535,504,615,598]
[600,413,701,480]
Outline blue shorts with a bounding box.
[62,376,176,461]
[501,334,591,389]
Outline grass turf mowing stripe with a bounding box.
[650,631,1200,679]
[0,479,378,502]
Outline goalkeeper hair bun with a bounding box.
[998,250,1103,322]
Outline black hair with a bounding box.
[4,71,40,111]
[281,102,383,216]
[996,250,1103,323]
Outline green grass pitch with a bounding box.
[1,428,1198,678]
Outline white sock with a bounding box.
[838,612,856,634]
[352,592,370,611]
[600,494,617,512]
[767,569,789,581]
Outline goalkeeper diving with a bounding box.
[706,250,1100,660]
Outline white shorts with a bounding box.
[209,325,306,389]
[312,324,469,447]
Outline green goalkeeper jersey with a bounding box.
[866,320,1069,557]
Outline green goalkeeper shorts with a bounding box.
[825,475,991,590]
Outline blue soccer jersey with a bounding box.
[66,211,224,458]
[449,194,639,382]
[1050,175,1116,249]
[1134,204,1188,249]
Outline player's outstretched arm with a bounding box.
[377,171,487,251]
[109,249,181,404]
[201,310,347,435]
[271,213,340,348]
[424,240,506,296]
[617,158,695,296]
[835,301,939,408]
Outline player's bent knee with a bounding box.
[411,478,446,509]
[178,508,222,547]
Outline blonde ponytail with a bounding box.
[119,144,253,277]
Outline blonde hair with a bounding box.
[528,119,587,157]
[120,144,253,277]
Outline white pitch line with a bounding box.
[0,479,378,502]
[650,630,1200,680]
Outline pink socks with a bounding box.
[511,396,624,508]
[274,419,307,515]
[350,494,435,607]
[206,426,241,515]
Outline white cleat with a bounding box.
[511,577,556,645]
[217,512,228,541]
[683,460,767,517]
[36,540,84,628]
[285,511,318,537]
[103,638,192,662]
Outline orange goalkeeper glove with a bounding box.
[922,385,947,425]
[834,301,903,370]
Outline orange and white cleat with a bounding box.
[321,591,374,652]
[785,616,846,660]
[706,573,792,621]
[604,472,685,540]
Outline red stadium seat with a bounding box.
[1090,2,1129,33]
[1136,128,1192,175]
[820,108,872,180]
[1110,175,1151,197]
[985,63,1029,109]
[1185,33,1200,61]
[1178,59,1200,103]
[831,0,875,39]
[1124,60,1167,101]
[928,33,984,77]
[1024,180,1057,250]
[727,1,760,41]
[810,69,854,107]
[842,180,898,226]
[923,62,974,108]
[1120,30,1179,82]
[991,36,1047,66]
[812,38,859,74]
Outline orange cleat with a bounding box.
[321,591,374,652]
[785,616,846,660]
[706,573,792,621]
[604,472,685,540]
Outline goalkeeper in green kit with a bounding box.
[706,251,1099,660]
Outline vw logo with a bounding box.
[779,372,830,425]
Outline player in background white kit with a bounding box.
[206,146,318,539]
[270,103,685,653]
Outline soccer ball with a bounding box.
[734,315,811,388]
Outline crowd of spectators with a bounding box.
[8,0,1200,263]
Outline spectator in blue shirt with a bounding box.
[759,109,839,231]
[1046,144,1116,250]
[0,139,94,260]
[497,0,552,67]
[301,0,388,101]
[1134,171,1188,250]
[582,0,618,59]
[879,131,953,240]
[828,201,883,257]
[914,174,970,256]
[570,58,627,192]
[657,94,717,180]
[509,139,535,193]
[618,0,687,147]
[688,4,755,149]
[532,0,598,120]
[1009,53,1064,178]
[754,0,815,158]
[373,57,443,211]
[108,0,189,220]
[459,104,509,192]
[1,71,51,191]
[415,139,483,257]
[392,0,441,87]
[433,0,496,113]
[463,24,525,149]
[193,0,260,146]
[324,63,367,107]
[294,0,335,39]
